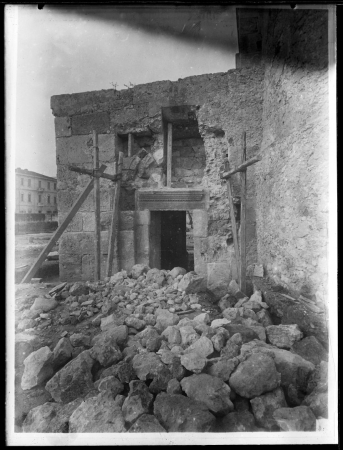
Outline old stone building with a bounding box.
[51,8,329,303]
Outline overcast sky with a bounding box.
[10,5,238,177]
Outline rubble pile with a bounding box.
[15,265,328,433]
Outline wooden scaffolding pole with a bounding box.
[106,151,123,277]
[224,156,241,286]
[167,123,172,187]
[93,130,101,281]
[240,132,247,294]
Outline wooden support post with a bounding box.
[225,158,241,285]
[106,152,123,277]
[128,133,133,157]
[21,165,107,284]
[93,130,101,281]
[240,132,247,294]
[167,123,172,187]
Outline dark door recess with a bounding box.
[160,211,188,271]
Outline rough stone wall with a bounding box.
[171,138,205,188]
[51,68,264,285]
[255,9,329,299]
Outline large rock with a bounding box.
[222,324,259,343]
[229,353,281,398]
[15,333,39,367]
[52,337,73,370]
[101,360,136,384]
[240,340,315,392]
[266,324,303,349]
[302,390,328,418]
[211,318,231,329]
[69,282,89,296]
[110,270,127,284]
[179,325,199,346]
[221,334,242,359]
[128,414,167,432]
[250,387,287,430]
[162,326,182,346]
[181,374,234,415]
[216,411,256,432]
[125,316,146,331]
[94,376,124,396]
[290,336,328,366]
[122,380,154,424]
[90,336,122,368]
[21,346,54,390]
[146,268,166,286]
[69,392,126,432]
[306,361,328,395]
[146,361,172,392]
[155,309,179,331]
[131,264,150,279]
[169,267,187,279]
[256,309,274,327]
[205,358,239,382]
[22,398,82,432]
[153,393,216,432]
[178,272,205,294]
[228,280,246,300]
[132,352,166,380]
[273,406,316,431]
[180,352,207,374]
[45,350,95,403]
[30,297,58,312]
[183,336,214,358]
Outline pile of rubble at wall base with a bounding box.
[17,265,328,433]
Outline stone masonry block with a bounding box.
[81,254,109,281]
[193,210,208,237]
[134,210,151,226]
[135,225,150,263]
[58,212,83,233]
[71,112,110,135]
[60,232,95,256]
[82,212,112,232]
[56,133,116,166]
[60,261,82,282]
[207,261,233,297]
[119,211,134,231]
[55,117,71,137]
[119,230,135,272]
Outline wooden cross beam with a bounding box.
[224,132,262,294]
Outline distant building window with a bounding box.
[21,178,24,186]
[20,210,25,213]
[39,180,41,188]
[54,197,57,204]
[47,210,51,214]
[28,179,31,187]
[54,183,56,190]
[38,210,41,213]
[48,195,50,204]
[48,182,50,189]
[28,194,31,202]
[28,209,32,213]
[20,194,24,201]
[38,194,42,203]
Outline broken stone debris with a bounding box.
[17,265,328,433]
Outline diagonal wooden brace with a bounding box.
[221,155,261,179]
[68,165,121,182]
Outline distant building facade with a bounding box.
[15,168,58,220]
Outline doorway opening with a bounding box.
[159,211,194,272]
